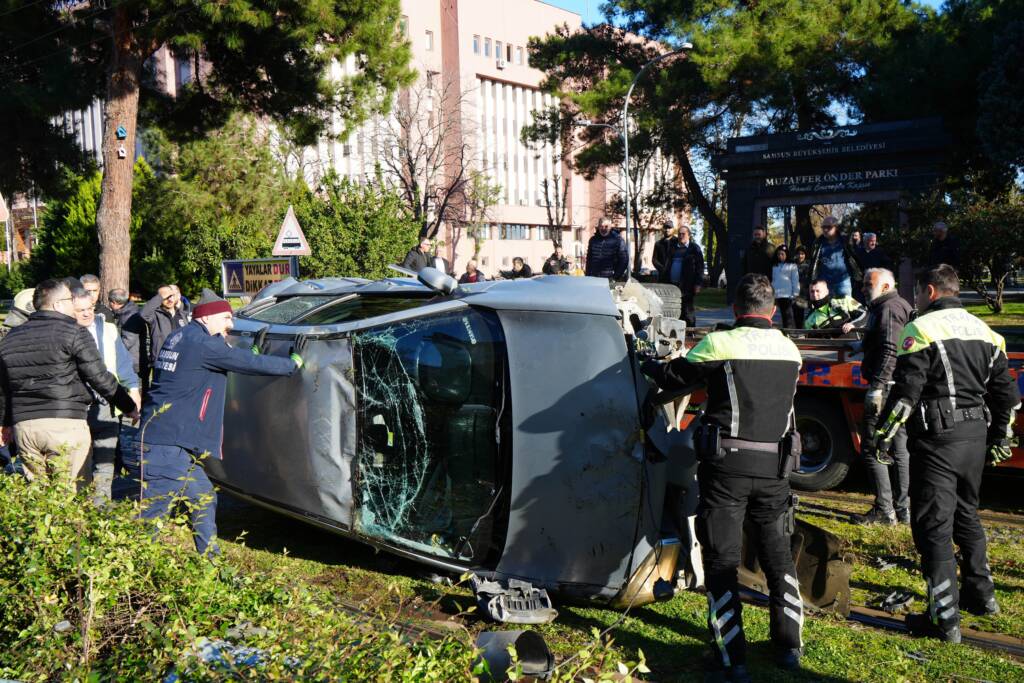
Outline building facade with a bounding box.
[33,1,687,278]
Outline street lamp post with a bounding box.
[621,44,692,277]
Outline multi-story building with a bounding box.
[297,0,687,277]
[33,0,687,277]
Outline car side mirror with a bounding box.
[418,267,459,295]
[416,335,472,404]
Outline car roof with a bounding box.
[260,275,620,318]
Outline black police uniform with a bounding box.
[646,316,804,669]
[876,297,1019,635]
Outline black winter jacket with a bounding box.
[585,231,628,279]
[809,235,864,285]
[660,239,705,294]
[109,302,147,374]
[0,311,136,426]
[927,235,961,269]
[652,237,673,279]
[859,290,913,389]
[140,294,189,363]
[741,239,774,279]
[650,317,802,477]
[401,248,431,272]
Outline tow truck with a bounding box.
[677,328,1024,491]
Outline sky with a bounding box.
[546,0,945,25]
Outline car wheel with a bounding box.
[789,394,854,491]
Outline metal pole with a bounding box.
[621,45,691,278]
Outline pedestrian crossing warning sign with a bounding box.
[227,269,242,291]
[272,205,311,256]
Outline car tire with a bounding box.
[640,283,683,319]
[789,394,854,492]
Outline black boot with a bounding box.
[852,507,896,526]
[777,647,802,670]
[961,595,1000,616]
[906,612,961,643]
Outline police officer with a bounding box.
[872,265,1020,641]
[126,289,304,555]
[804,278,866,333]
[643,274,805,681]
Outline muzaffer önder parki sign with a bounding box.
[713,118,951,300]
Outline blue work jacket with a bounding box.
[141,321,298,457]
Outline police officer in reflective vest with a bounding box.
[872,265,1020,641]
[643,274,805,681]
[127,289,304,555]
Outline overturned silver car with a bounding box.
[206,272,847,613]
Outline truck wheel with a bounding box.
[789,395,854,492]
[639,283,682,319]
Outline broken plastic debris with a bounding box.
[879,590,915,613]
[471,575,558,625]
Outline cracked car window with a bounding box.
[243,296,337,324]
[296,296,429,325]
[353,308,507,562]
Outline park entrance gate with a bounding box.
[714,118,949,299]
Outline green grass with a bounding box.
[965,301,1024,329]
[214,495,1024,682]
[695,287,728,311]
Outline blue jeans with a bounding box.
[829,277,852,297]
[123,439,219,555]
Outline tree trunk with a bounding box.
[794,205,815,248]
[673,145,728,273]
[96,7,143,293]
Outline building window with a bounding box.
[499,224,528,240]
[399,15,408,36]
[484,38,491,57]
[506,44,513,62]
[516,46,523,65]
[496,41,503,62]
[425,30,433,51]
[473,35,480,54]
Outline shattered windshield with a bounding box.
[353,308,507,563]
[296,297,428,325]
[242,296,337,324]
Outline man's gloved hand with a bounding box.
[874,398,914,443]
[290,333,308,369]
[987,441,1013,466]
[640,359,667,388]
[251,326,270,355]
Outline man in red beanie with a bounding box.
[124,288,304,555]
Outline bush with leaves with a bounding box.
[294,172,421,280]
[0,474,483,680]
[0,471,644,680]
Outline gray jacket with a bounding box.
[140,294,190,363]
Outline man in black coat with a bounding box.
[662,225,704,327]
[652,219,676,281]
[401,237,433,273]
[927,221,961,270]
[107,288,146,376]
[585,218,629,280]
[0,279,138,489]
[741,225,774,279]
[140,284,190,367]
[853,268,913,526]
[858,232,893,271]
[542,245,570,275]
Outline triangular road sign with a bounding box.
[228,269,243,291]
[272,205,311,256]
